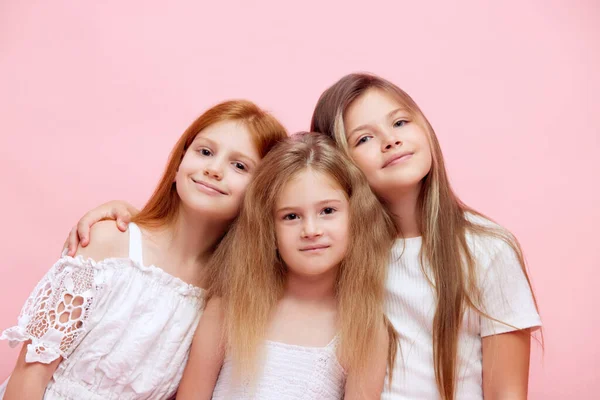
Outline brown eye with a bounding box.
[233,162,247,171]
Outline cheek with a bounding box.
[418,139,433,174]
[174,164,187,185]
[423,148,433,172]
[275,224,292,246]
[176,154,199,179]
[228,174,252,199]
[275,226,297,262]
[332,216,350,249]
[350,148,379,176]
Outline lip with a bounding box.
[299,244,330,252]
[382,151,414,168]
[191,178,227,195]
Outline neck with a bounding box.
[154,207,231,267]
[283,267,337,306]
[385,184,422,238]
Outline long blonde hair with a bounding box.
[206,132,398,383]
[311,73,540,400]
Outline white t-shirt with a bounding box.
[382,216,541,399]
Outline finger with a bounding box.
[120,210,132,224]
[67,227,79,256]
[113,205,133,225]
[116,217,129,232]
[62,237,69,257]
[76,217,94,247]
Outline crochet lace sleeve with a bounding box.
[0,256,102,363]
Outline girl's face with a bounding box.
[343,88,432,200]
[274,169,350,278]
[176,120,261,221]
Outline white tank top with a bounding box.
[212,337,346,399]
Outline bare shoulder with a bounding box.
[202,297,225,321]
[192,296,226,350]
[376,318,390,347]
[75,220,130,261]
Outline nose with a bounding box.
[203,161,223,181]
[301,216,323,239]
[382,130,402,152]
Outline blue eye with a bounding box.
[393,120,408,128]
[283,213,298,221]
[356,136,372,146]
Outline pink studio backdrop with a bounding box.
[0,1,598,398]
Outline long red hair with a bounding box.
[132,100,287,228]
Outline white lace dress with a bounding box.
[0,223,204,400]
[212,337,346,399]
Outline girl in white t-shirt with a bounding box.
[310,73,542,399]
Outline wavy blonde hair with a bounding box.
[206,132,398,385]
[311,73,540,400]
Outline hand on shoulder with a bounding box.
[74,220,130,261]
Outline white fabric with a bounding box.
[212,337,346,399]
[0,223,204,400]
[382,215,542,399]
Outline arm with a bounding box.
[62,200,139,256]
[344,321,389,400]
[482,329,532,399]
[2,222,128,399]
[479,238,541,400]
[3,341,61,400]
[176,298,226,400]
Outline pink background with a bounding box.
[1,1,598,398]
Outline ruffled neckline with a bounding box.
[61,253,205,298]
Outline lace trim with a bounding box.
[64,255,205,298]
[0,254,204,364]
[0,256,102,363]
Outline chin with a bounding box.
[183,201,237,220]
[306,263,340,277]
[381,172,427,189]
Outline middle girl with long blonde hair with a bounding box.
[177,132,398,399]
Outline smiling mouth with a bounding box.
[382,152,414,168]
[191,178,227,195]
[300,245,330,252]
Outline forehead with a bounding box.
[277,169,346,205]
[344,88,403,127]
[192,120,259,158]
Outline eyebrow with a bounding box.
[192,136,216,147]
[347,107,410,141]
[275,199,343,214]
